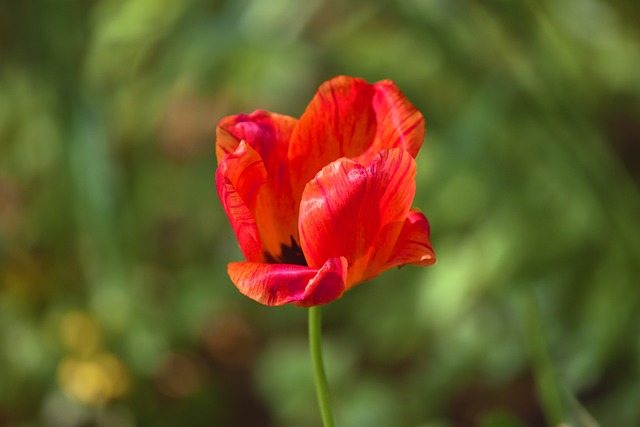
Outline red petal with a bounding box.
[359,80,425,163]
[228,257,348,307]
[287,77,376,198]
[216,111,300,260]
[287,77,425,203]
[216,142,265,262]
[298,148,416,288]
[384,210,436,269]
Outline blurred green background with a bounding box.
[1,0,639,426]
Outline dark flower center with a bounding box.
[264,235,307,266]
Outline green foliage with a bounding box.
[1,0,639,425]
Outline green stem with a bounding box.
[309,306,336,427]
[523,290,566,426]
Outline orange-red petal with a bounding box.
[287,76,425,204]
[216,141,265,262]
[287,77,376,198]
[359,80,425,163]
[228,257,348,307]
[384,209,436,269]
[298,148,416,288]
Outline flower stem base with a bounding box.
[309,306,336,427]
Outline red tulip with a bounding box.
[216,76,435,307]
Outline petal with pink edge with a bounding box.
[228,257,348,307]
[217,111,300,260]
[216,110,297,167]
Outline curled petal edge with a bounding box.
[384,209,436,270]
[228,257,348,307]
[216,110,297,165]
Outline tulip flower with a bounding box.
[215,76,435,307]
